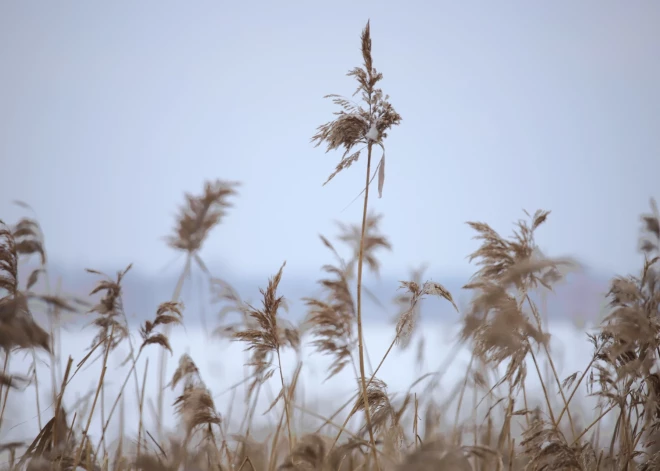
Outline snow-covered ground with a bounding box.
[1,321,605,451]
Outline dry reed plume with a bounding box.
[156,179,240,442]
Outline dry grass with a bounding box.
[1,20,658,471]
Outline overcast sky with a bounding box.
[1,1,659,281]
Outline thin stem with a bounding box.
[100,378,106,456]
[529,347,557,427]
[453,354,475,434]
[94,349,144,458]
[268,402,287,471]
[323,334,460,442]
[75,326,113,467]
[525,294,576,437]
[241,379,263,445]
[137,358,149,462]
[556,347,602,430]
[355,142,380,470]
[0,353,10,430]
[291,403,391,460]
[156,253,191,440]
[52,356,73,449]
[31,349,42,430]
[571,403,616,446]
[276,349,294,453]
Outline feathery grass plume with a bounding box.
[0,221,19,296]
[171,354,222,441]
[311,21,401,197]
[333,212,392,318]
[312,22,401,467]
[395,278,459,350]
[461,281,542,380]
[3,212,78,331]
[303,215,389,381]
[221,264,300,395]
[461,209,581,455]
[212,275,272,442]
[170,353,200,390]
[336,212,391,279]
[393,264,427,351]
[375,392,411,462]
[0,222,51,353]
[85,265,132,354]
[520,416,595,471]
[213,278,260,343]
[465,210,565,291]
[11,211,46,288]
[349,378,390,435]
[461,211,575,376]
[158,179,239,440]
[166,179,240,257]
[10,207,79,315]
[139,301,184,354]
[0,291,51,354]
[599,258,660,373]
[232,262,300,450]
[586,200,660,466]
[303,235,357,381]
[639,198,660,256]
[12,216,44,259]
[348,378,408,461]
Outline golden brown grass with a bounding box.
[1,19,658,471]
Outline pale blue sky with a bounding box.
[1,1,659,280]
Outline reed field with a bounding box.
[2,21,660,471]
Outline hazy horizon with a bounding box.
[19,260,611,330]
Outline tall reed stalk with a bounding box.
[312,20,402,469]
